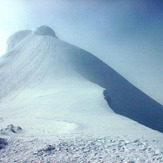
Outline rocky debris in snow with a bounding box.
[0,124,22,135]
[34,145,56,156]
[20,137,163,162]
[0,136,163,162]
[0,138,8,150]
[34,25,58,38]
[32,137,163,162]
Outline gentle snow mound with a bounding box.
[34,25,58,38]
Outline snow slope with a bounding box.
[0,26,163,162]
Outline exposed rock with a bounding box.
[0,124,22,135]
[0,138,8,150]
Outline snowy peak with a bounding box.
[1,26,163,133]
[7,26,58,52]
[34,25,58,38]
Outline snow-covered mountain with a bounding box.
[0,26,163,162]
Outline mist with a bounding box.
[0,0,162,104]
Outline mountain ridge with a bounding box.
[0,26,163,134]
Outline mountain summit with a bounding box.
[0,26,163,136]
[34,25,58,37]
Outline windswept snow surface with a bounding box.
[0,26,163,162]
[7,30,32,51]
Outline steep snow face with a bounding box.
[0,34,91,100]
[0,31,113,137]
[0,27,163,140]
[7,30,32,51]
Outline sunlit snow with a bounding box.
[0,26,163,162]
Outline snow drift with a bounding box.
[0,25,163,138]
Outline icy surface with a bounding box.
[0,26,163,161]
[0,136,163,162]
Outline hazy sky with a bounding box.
[0,0,162,103]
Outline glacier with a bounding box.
[0,26,163,162]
